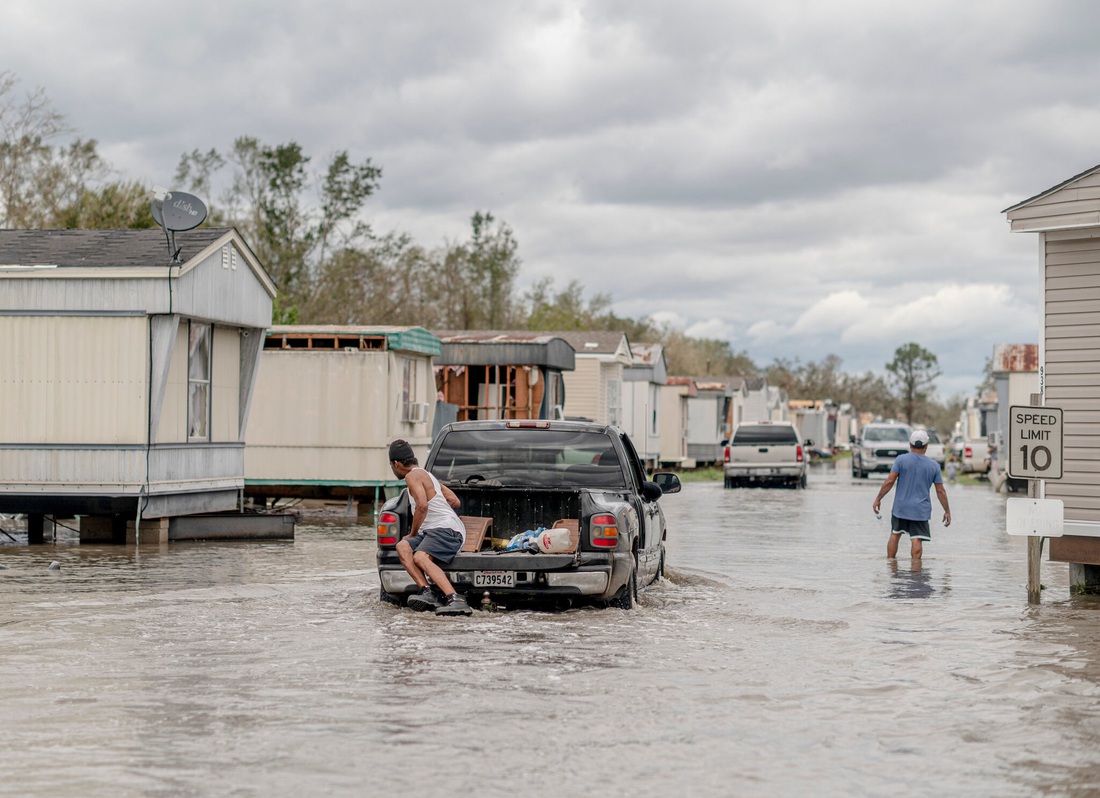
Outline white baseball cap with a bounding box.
[909,429,929,446]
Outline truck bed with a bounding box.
[453,487,582,547]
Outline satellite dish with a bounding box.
[149,186,209,262]
[160,191,208,232]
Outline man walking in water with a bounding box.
[389,439,473,616]
[872,429,952,560]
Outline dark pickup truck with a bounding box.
[376,420,681,609]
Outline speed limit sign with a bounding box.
[1007,406,1063,480]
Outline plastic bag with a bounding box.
[504,528,545,551]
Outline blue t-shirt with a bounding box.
[890,452,943,521]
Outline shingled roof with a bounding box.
[0,227,238,268]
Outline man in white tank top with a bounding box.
[389,439,472,616]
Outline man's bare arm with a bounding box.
[935,483,951,526]
[873,472,898,515]
[440,483,462,510]
[406,471,430,535]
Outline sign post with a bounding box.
[1008,398,1064,603]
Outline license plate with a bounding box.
[475,571,515,588]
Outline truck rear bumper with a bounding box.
[378,550,627,599]
[380,566,611,596]
[724,465,802,485]
[724,466,801,476]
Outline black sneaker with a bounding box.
[407,586,441,612]
[434,593,473,616]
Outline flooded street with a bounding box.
[4,463,1100,797]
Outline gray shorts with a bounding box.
[410,527,464,564]
[891,516,931,541]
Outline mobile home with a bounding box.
[1005,166,1100,589]
[0,228,275,543]
[244,325,441,509]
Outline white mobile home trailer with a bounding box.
[622,343,667,470]
[244,325,441,507]
[551,331,633,426]
[0,228,275,542]
[686,380,737,466]
[659,377,696,468]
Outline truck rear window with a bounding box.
[429,429,628,488]
[863,427,910,443]
[732,425,798,445]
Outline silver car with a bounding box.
[851,422,911,479]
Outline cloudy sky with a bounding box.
[3,0,1096,397]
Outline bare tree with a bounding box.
[0,72,107,227]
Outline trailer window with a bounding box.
[188,322,212,441]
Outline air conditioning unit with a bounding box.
[408,402,430,423]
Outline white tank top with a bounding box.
[409,469,466,544]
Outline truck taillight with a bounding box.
[591,513,618,548]
[796,445,804,464]
[723,446,731,463]
[377,511,399,546]
[965,446,973,458]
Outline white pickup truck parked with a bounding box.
[722,422,808,489]
[950,438,990,474]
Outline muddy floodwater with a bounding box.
[4,463,1100,797]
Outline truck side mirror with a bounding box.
[651,473,681,495]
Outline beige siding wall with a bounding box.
[659,385,687,463]
[1044,235,1100,523]
[157,325,189,443]
[621,380,660,460]
[245,350,434,482]
[563,358,601,421]
[212,326,241,442]
[0,315,146,444]
[1009,173,1100,232]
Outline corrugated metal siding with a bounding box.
[245,350,434,482]
[250,351,389,449]
[0,315,146,444]
[212,325,241,442]
[173,244,273,328]
[658,384,691,462]
[1,278,168,313]
[623,381,661,462]
[1045,238,1100,521]
[149,444,243,487]
[686,396,720,444]
[0,446,147,490]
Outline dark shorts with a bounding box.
[409,527,464,564]
[891,516,931,541]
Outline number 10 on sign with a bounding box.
[1007,405,1063,480]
